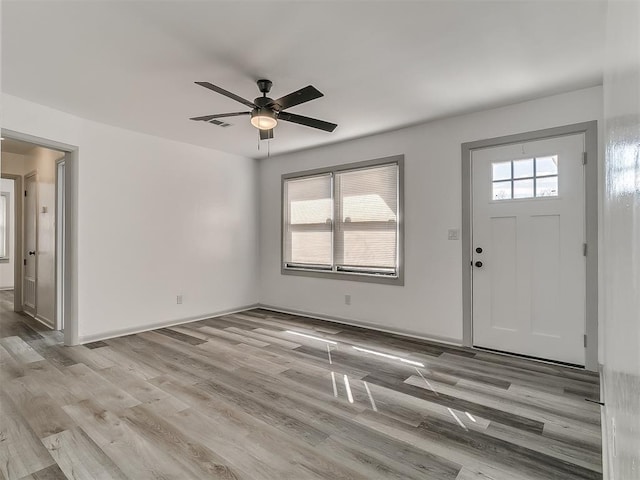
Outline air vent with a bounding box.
[209,119,232,127]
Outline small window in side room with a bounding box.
[0,192,9,261]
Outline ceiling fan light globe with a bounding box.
[250,109,278,130]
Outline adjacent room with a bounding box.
[1,1,638,480]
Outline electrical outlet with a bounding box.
[176,295,183,305]
[345,294,351,305]
[448,229,460,240]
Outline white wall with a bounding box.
[0,177,15,289]
[3,148,63,325]
[259,86,603,342]
[1,93,259,341]
[601,0,640,477]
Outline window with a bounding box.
[282,155,403,285]
[492,155,558,200]
[0,192,9,261]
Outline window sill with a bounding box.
[281,266,404,286]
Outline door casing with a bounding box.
[461,121,599,371]
[55,159,65,331]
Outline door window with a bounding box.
[491,156,559,200]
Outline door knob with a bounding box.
[476,247,483,254]
[475,261,483,268]
[28,251,36,256]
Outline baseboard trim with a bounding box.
[77,303,260,344]
[258,303,462,346]
[35,314,54,329]
[599,364,610,480]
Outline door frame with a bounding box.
[23,170,39,318]
[55,158,65,331]
[1,128,79,346]
[461,121,599,371]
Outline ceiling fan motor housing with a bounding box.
[254,96,274,108]
[257,79,273,95]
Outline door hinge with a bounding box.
[23,259,26,266]
[583,243,588,256]
[584,334,588,348]
[582,152,587,165]
[24,190,27,197]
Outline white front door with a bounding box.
[24,172,38,317]
[471,133,586,365]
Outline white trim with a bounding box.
[599,365,610,480]
[258,303,462,346]
[77,303,259,344]
[55,158,65,331]
[22,310,53,329]
[35,314,54,329]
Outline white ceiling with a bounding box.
[1,1,607,159]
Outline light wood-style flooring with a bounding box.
[0,290,602,479]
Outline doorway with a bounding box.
[0,130,78,345]
[462,121,599,370]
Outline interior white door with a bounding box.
[471,134,586,365]
[24,172,38,316]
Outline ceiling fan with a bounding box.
[190,79,338,140]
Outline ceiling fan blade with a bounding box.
[278,112,337,132]
[195,82,256,108]
[190,112,250,121]
[271,85,323,111]
[259,128,274,140]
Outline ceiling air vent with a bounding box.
[209,119,232,127]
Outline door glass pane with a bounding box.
[492,161,511,181]
[536,156,558,176]
[513,158,534,179]
[492,180,512,200]
[513,179,534,199]
[536,176,559,197]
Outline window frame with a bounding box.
[281,154,404,285]
[0,191,10,262]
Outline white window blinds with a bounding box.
[335,164,398,273]
[284,174,333,268]
[283,160,400,279]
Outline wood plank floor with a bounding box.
[0,290,602,479]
